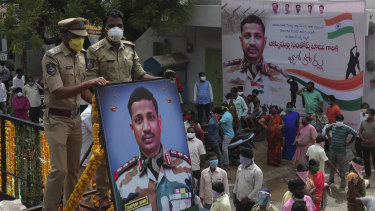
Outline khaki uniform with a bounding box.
[114,147,194,211]
[85,38,146,200]
[223,58,285,96]
[42,43,85,210]
[85,38,146,83]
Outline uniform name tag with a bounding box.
[125,196,149,211]
[66,66,73,69]
[106,60,115,63]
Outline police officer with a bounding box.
[114,87,194,211]
[85,9,173,208]
[41,18,107,210]
[223,14,286,96]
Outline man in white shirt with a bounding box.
[233,148,263,211]
[23,76,41,123]
[80,105,94,207]
[0,77,7,114]
[200,152,229,209]
[12,68,25,89]
[306,135,340,176]
[187,127,206,182]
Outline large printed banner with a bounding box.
[222,0,365,127]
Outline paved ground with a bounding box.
[203,137,375,210]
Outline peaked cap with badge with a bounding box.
[58,17,88,36]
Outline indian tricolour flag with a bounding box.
[325,13,354,39]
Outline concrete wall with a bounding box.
[135,26,221,103]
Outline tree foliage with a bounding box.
[0,0,194,54]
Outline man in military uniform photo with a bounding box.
[113,87,194,211]
[41,18,107,210]
[85,10,173,208]
[223,14,287,96]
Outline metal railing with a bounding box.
[0,114,44,206]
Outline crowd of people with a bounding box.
[0,61,43,123]
[186,73,375,211]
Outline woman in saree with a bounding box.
[282,102,299,160]
[308,159,324,211]
[292,116,317,165]
[259,105,285,166]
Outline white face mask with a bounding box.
[238,92,243,95]
[200,76,206,81]
[336,121,344,127]
[187,133,195,139]
[107,27,123,42]
[16,92,23,97]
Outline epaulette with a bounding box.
[223,59,242,68]
[88,40,105,52]
[123,40,135,46]
[81,49,87,53]
[266,63,283,73]
[46,46,62,57]
[114,156,137,181]
[169,150,191,165]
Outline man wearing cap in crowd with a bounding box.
[41,17,107,210]
[251,188,279,211]
[85,9,175,208]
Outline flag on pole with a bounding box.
[325,13,354,39]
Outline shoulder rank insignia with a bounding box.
[223,59,242,68]
[46,46,62,57]
[123,40,135,46]
[46,63,57,76]
[114,156,137,181]
[266,63,283,73]
[88,40,104,52]
[169,150,191,165]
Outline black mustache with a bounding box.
[142,132,155,140]
[247,46,258,51]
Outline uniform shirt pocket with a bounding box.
[60,70,75,86]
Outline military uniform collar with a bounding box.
[104,38,124,50]
[241,57,264,72]
[138,146,172,176]
[59,42,75,56]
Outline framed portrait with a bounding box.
[96,79,197,211]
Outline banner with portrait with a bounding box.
[222,0,365,127]
[96,79,196,211]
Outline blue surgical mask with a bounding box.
[327,102,332,106]
[28,82,34,86]
[240,156,253,168]
[209,159,218,169]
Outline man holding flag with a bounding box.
[324,13,360,79]
[346,45,360,79]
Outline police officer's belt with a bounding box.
[49,108,80,118]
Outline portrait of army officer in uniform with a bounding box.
[113,87,194,211]
[223,14,287,96]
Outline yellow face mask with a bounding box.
[69,37,84,52]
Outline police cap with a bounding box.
[58,17,88,36]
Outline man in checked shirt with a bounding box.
[233,148,263,211]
